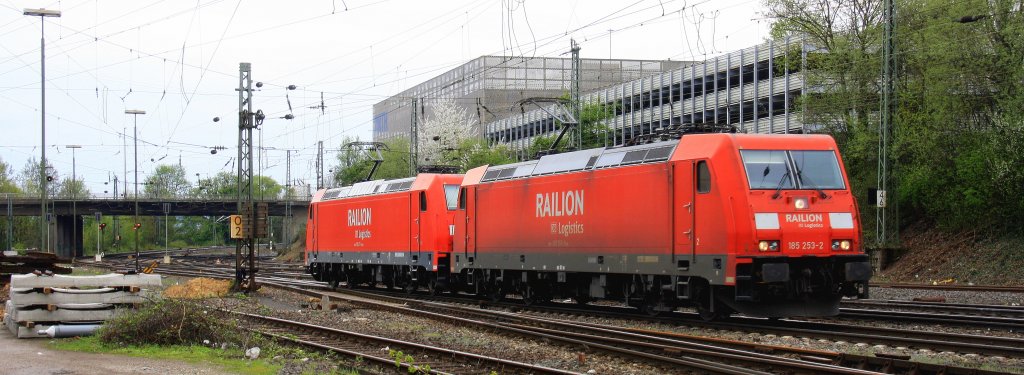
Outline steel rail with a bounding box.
[226,309,574,375]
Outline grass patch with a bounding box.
[50,335,280,374]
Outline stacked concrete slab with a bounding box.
[3,273,160,338]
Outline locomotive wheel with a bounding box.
[574,296,592,305]
[521,285,536,306]
[403,282,417,294]
[427,280,442,296]
[329,279,339,290]
[641,296,661,317]
[696,304,720,321]
[487,286,506,303]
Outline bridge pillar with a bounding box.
[54,215,84,258]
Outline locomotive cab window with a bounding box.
[458,187,467,209]
[419,191,428,212]
[443,184,460,211]
[697,161,711,193]
[740,150,845,190]
[791,151,845,189]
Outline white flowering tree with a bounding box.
[418,97,475,167]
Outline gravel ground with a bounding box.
[212,287,698,375]
[520,309,1024,374]
[868,286,1024,306]
[206,286,1024,375]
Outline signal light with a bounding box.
[46,175,53,182]
[99,223,107,230]
[133,223,141,230]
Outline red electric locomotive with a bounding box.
[306,174,463,292]
[450,133,871,318]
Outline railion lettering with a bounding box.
[536,190,584,218]
[347,208,372,227]
[784,213,822,223]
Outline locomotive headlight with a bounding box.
[832,240,853,251]
[794,197,809,210]
[758,240,780,252]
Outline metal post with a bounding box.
[570,39,581,149]
[112,175,119,253]
[24,8,61,253]
[285,150,292,249]
[126,109,145,271]
[67,145,81,257]
[236,62,258,292]
[163,203,170,264]
[96,214,100,257]
[6,194,11,252]
[315,141,324,190]
[877,0,897,247]
[410,98,418,174]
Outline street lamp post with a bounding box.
[126,109,145,271]
[67,145,81,257]
[24,8,61,253]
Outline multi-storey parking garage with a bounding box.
[372,56,687,141]
[486,37,806,156]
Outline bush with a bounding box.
[99,298,239,346]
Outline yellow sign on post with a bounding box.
[229,214,246,239]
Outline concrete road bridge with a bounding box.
[3,194,310,258]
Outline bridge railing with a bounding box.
[2,192,311,202]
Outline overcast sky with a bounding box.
[1,0,771,196]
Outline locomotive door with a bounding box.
[673,161,696,264]
[413,191,425,257]
[310,205,318,259]
[465,187,476,261]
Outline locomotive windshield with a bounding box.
[741,150,845,190]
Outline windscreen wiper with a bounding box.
[797,168,829,199]
[771,169,791,200]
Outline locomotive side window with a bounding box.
[443,184,460,210]
[697,161,711,193]
[419,191,428,212]
[458,187,467,209]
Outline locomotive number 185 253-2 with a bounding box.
[788,241,824,250]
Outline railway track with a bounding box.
[227,309,573,375]
[871,282,1024,293]
[86,256,1023,373]
[842,299,1024,318]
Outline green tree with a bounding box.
[17,157,61,197]
[526,100,617,159]
[334,138,414,186]
[456,139,515,171]
[764,0,1024,233]
[0,157,18,193]
[144,164,191,198]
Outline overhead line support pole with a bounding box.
[236,62,258,292]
